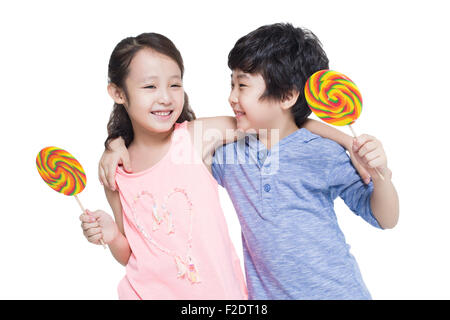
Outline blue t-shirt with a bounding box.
[211,128,382,300]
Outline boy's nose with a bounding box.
[228,91,238,106]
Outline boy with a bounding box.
[212,23,398,299]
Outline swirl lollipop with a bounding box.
[36,146,106,247]
[305,70,383,180]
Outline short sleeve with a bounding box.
[328,149,382,229]
[211,145,226,187]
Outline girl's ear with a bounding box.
[280,89,300,110]
[107,83,127,105]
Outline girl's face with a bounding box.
[229,70,280,131]
[121,48,184,133]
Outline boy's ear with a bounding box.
[280,90,300,110]
[107,83,127,105]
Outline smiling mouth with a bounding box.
[150,110,174,121]
[235,111,246,118]
[151,111,173,116]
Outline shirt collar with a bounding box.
[245,127,318,149]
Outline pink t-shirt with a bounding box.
[115,121,247,300]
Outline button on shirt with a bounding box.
[212,128,382,300]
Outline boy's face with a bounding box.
[229,70,283,131]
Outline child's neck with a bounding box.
[126,126,175,173]
[257,117,299,150]
[129,125,174,152]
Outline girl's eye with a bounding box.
[171,84,182,88]
[144,85,156,89]
[239,84,247,88]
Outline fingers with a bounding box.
[349,148,371,184]
[107,161,117,191]
[100,154,117,192]
[83,226,102,237]
[110,149,133,185]
[79,213,99,230]
[351,135,384,184]
[361,149,379,162]
[355,134,375,147]
[98,152,108,186]
[79,212,103,245]
[79,213,97,223]
[122,152,132,173]
[83,209,105,220]
[102,159,116,191]
[354,135,384,155]
[367,156,385,169]
[354,160,371,184]
[81,221,99,230]
[87,233,104,245]
[99,165,107,188]
[356,140,378,158]
[80,214,96,223]
[98,151,117,191]
[352,135,388,172]
[99,138,132,189]
[91,210,107,220]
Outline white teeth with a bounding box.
[152,111,171,116]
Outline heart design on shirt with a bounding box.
[130,188,200,284]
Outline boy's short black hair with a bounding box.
[228,23,329,127]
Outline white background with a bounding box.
[1,0,449,299]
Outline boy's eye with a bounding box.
[231,82,247,89]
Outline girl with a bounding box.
[80,33,248,299]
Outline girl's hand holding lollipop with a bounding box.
[36,146,107,248]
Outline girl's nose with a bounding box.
[158,88,171,105]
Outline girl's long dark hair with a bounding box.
[105,33,196,150]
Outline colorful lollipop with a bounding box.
[36,146,106,247]
[36,146,86,196]
[305,70,384,180]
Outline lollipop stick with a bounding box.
[74,194,107,249]
[348,125,385,181]
[349,125,358,139]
